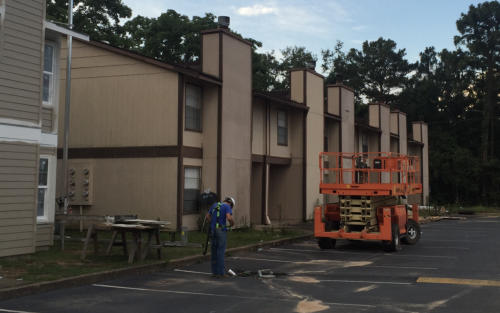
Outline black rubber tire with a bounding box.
[382,224,402,252]
[402,219,421,245]
[318,237,336,249]
[325,220,340,231]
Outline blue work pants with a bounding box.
[210,228,227,275]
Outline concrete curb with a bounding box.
[0,233,312,301]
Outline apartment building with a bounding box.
[0,0,87,257]
[56,24,428,231]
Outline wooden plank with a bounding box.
[0,202,33,211]
[0,239,34,250]
[0,246,34,257]
[0,142,38,153]
[0,196,35,204]
[0,167,37,175]
[0,158,37,167]
[0,69,41,87]
[0,84,39,100]
[0,231,34,242]
[2,12,42,33]
[0,224,35,234]
[0,217,34,227]
[0,189,36,197]
[0,210,34,219]
[0,174,36,182]
[1,48,41,70]
[1,49,41,68]
[0,59,41,78]
[0,92,40,108]
[0,151,38,161]
[6,1,43,18]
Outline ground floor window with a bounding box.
[37,155,55,223]
[183,167,201,214]
[37,158,49,218]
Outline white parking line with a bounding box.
[269,247,456,259]
[173,269,212,275]
[270,247,380,257]
[92,284,375,308]
[232,255,438,270]
[0,309,38,313]
[319,279,412,285]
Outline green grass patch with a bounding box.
[0,227,307,285]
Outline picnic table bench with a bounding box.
[80,219,171,264]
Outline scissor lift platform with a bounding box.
[314,152,422,252]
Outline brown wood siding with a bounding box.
[0,0,44,125]
[0,141,37,257]
[41,107,53,132]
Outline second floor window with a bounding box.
[277,110,288,146]
[185,84,202,131]
[43,43,55,105]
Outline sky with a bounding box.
[122,0,485,72]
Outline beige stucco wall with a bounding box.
[219,33,252,226]
[390,137,399,153]
[56,158,179,228]
[369,104,380,128]
[251,99,266,155]
[250,163,263,225]
[390,112,399,135]
[268,162,303,223]
[408,143,423,204]
[327,87,340,116]
[58,41,178,148]
[304,72,324,220]
[380,105,390,153]
[202,33,220,78]
[399,113,408,155]
[201,85,218,194]
[421,123,429,204]
[290,71,304,103]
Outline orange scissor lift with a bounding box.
[314,152,422,252]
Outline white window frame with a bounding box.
[37,155,56,223]
[42,41,56,107]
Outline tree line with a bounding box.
[46,1,500,206]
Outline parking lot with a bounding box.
[1,216,500,313]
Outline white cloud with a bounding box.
[352,25,366,31]
[237,4,276,16]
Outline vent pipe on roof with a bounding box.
[218,16,230,29]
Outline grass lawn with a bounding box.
[419,204,500,217]
[0,227,308,286]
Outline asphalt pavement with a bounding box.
[1,216,500,313]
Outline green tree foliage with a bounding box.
[46,0,132,45]
[322,38,412,105]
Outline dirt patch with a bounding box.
[295,299,329,313]
[288,276,320,284]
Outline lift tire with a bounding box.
[318,237,336,250]
[382,224,402,252]
[402,219,421,245]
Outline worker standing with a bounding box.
[206,196,235,277]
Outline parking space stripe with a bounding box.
[269,247,456,259]
[92,284,375,308]
[319,279,412,285]
[173,269,212,275]
[417,277,500,287]
[0,309,38,313]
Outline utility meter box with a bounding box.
[68,162,94,205]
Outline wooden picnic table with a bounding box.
[80,219,170,264]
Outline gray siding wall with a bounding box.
[0,0,44,125]
[41,107,52,132]
[35,223,53,248]
[0,141,37,257]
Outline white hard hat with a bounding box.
[224,196,235,208]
